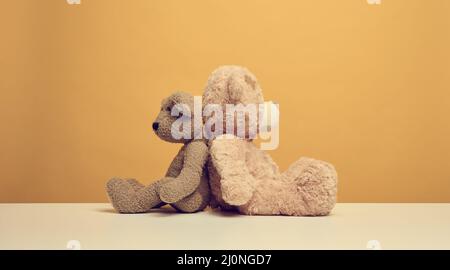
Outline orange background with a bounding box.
[1,0,449,202]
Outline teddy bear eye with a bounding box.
[165,106,171,112]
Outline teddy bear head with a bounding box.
[152,91,200,143]
[202,65,279,141]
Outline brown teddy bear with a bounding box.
[204,66,338,216]
[107,65,337,217]
[106,92,210,213]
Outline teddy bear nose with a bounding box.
[152,122,159,131]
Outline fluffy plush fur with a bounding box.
[203,65,264,139]
[204,66,338,216]
[106,65,337,216]
[106,92,210,213]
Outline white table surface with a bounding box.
[0,203,449,250]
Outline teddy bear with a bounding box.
[203,66,338,216]
[106,65,337,216]
[106,92,210,213]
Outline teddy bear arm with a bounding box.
[158,140,209,204]
[172,174,210,213]
[210,137,255,206]
[218,160,255,206]
[164,147,185,178]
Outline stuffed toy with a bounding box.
[204,66,338,216]
[106,92,210,213]
[106,65,337,216]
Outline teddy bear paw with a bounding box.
[158,177,186,204]
[221,179,254,206]
[106,178,147,213]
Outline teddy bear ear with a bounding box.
[203,66,264,107]
[170,91,193,103]
[203,66,267,139]
[226,67,264,105]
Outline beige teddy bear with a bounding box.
[106,92,210,213]
[204,66,338,216]
[106,66,337,216]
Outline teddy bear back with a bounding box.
[202,66,265,139]
[203,65,264,107]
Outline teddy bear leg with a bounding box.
[124,178,144,190]
[172,176,210,213]
[125,179,165,208]
[281,157,338,216]
[106,178,166,213]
